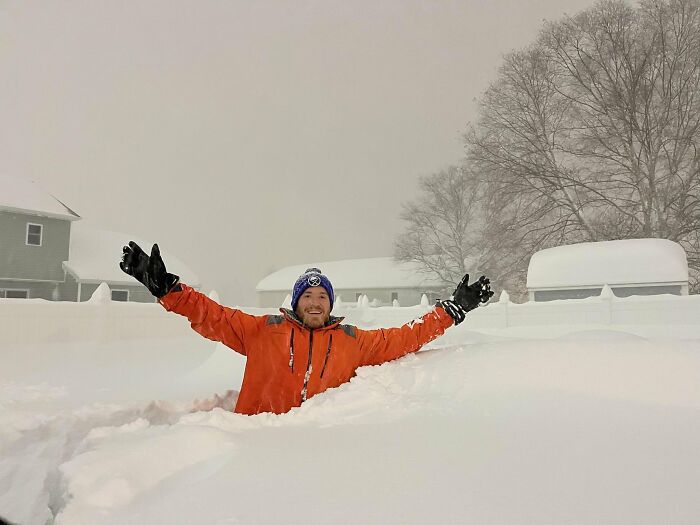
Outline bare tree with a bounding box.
[466,0,700,287]
[395,166,482,289]
[394,165,522,295]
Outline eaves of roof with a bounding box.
[0,204,81,221]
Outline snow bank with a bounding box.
[3,298,700,525]
[47,335,700,525]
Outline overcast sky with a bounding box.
[1,0,600,304]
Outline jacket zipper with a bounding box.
[288,329,295,371]
[301,330,314,402]
[320,334,333,379]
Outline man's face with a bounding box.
[295,286,331,329]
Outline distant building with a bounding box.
[0,176,199,302]
[526,239,689,301]
[256,257,448,308]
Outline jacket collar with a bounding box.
[279,308,344,331]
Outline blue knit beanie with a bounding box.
[291,267,334,312]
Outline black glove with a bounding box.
[438,274,494,325]
[119,241,181,298]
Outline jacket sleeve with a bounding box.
[158,283,259,356]
[355,306,454,367]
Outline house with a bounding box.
[526,239,689,301]
[63,223,200,302]
[256,257,449,307]
[0,175,199,302]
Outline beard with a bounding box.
[299,310,329,329]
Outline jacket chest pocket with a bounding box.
[263,329,299,373]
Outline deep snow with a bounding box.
[2,318,700,524]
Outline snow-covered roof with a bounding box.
[0,174,80,221]
[64,222,200,286]
[527,239,688,290]
[256,257,446,292]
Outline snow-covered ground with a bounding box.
[2,307,700,524]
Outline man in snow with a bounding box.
[119,242,493,415]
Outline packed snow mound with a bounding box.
[87,282,111,304]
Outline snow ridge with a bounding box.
[0,393,238,525]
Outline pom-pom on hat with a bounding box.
[291,267,334,312]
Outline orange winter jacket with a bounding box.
[159,284,454,415]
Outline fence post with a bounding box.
[600,284,614,324]
[499,289,510,328]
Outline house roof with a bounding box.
[0,175,80,221]
[256,257,446,292]
[63,222,200,286]
[526,239,688,290]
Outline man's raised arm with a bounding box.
[119,241,255,356]
[357,274,493,366]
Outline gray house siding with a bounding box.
[0,210,71,282]
[0,278,62,300]
[110,285,156,303]
[62,271,79,301]
[0,210,161,303]
[62,272,156,303]
[533,284,683,302]
[333,287,444,306]
[0,210,198,303]
[78,283,156,303]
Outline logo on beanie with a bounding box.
[307,275,321,287]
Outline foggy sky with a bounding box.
[1,0,599,304]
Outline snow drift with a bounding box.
[3,321,700,524]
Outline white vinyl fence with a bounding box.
[457,287,700,329]
[2,285,700,346]
[0,299,200,345]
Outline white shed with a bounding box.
[526,239,689,301]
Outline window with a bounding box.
[391,292,399,302]
[111,290,129,302]
[26,223,43,246]
[1,289,29,299]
